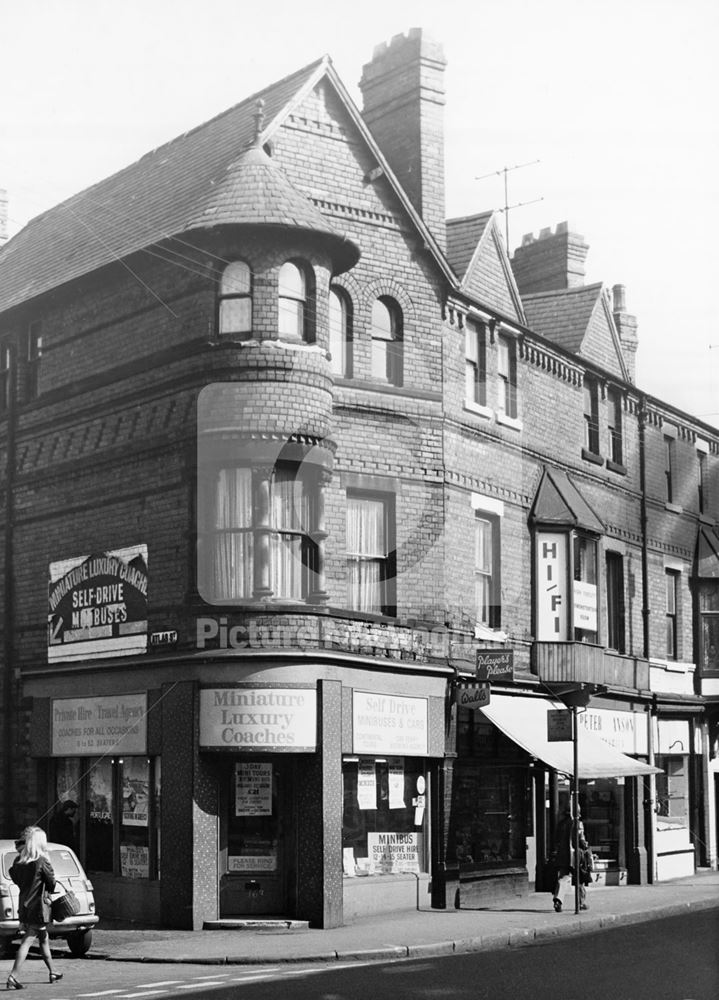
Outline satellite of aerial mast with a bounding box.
[475,159,543,252]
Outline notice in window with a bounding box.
[389,763,405,809]
[120,843,149,879]
[357,761,377,810]
[235,762,272,817]
[367,832,421,874]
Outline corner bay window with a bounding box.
[207,464,316,602]
[278,261,312,341]
[346,492,395,615]
[342,758,427,876]
[51,757,161,879]
[371,297,403,386]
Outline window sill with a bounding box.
[496,412,522,432]
[606,459,627,475]
[464,401,493,420]
[581,448,604,466]
[664,502,683,514]
[474,624,507,642]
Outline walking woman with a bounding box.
[6,827,63,989]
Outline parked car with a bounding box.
[0,840,99,957]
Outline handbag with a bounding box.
[51,881,81,921]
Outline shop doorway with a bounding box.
[219,758,295,916]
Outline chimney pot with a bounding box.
[612,283,626,312]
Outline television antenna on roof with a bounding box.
[475,159,543,252]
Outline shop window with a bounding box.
[206,463,315,602]
[218,261,252,337]
[25,321,42,400]
[278,260,313,342]
[371,297,403,387]
[583,377,600,456]
[475,513,500,628]
[605,551,626,654]
[573,534,598,643]
[664,436,675,504]
[342,757,427,876]
[465,320,487,408]
[699,581,719,675]
[229,761,280,875]
[655,755,689,834]
[346,491,396,616]
[497,334,517,419]
[450,713,527,868]
[329,286,353,377]
[665,569,680,660]
[49,756,161,879]
[0,343,10,412]
[607,387,623,466]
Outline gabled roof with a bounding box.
[445,212,525,323]
[529,466,604,533]
[522,283,630,381]
[0,58,362,314]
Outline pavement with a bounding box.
[86,869,719,966]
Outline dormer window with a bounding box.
[279,261,313,342]
[218,261,252,338]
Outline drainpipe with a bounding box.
[638,394,655,882]
[3,341,17,835]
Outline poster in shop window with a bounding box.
[122,758,149,827]
[120,844,149,879]
[388,763,405,809]
[367,832,421,874]
[357,761,377,810]
[235,762,272,816]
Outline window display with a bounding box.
[342,758,427,875]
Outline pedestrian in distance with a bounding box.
[551,805,592,913]
[48,800,78,852]
[6,826,64,989]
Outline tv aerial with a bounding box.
[475,159,543,252]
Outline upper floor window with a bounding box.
[665,569,680,660]
[346,491,395,615]
[371,297,403,387]
[698,450,707,515]
[329,287,353,377]
[573,533,598,643]
[26,321,42,401]
[584,377,600,455]
[465,321,487,408]
[218,261,252,338]
[279,261,312,341]
[607,387,623,465]
[207,463,314,603]
[475,513,500,628]
[664,436,675,504]
[0,343,10,412]
[497,334,517,419]
[605,551,626,653]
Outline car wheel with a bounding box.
[66,929,92,957]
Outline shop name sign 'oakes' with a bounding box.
[199,688,317,751]
[476,649,514,682]
[48,544,148,662]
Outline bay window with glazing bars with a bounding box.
[203,463,321,603]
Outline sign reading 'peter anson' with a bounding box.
[48,545,148,662]
[199,688,317,751]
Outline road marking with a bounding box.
[115,993,170,999]
[135,983,183,989]
[77,992,125,997]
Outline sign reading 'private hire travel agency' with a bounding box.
[48,545,148,662]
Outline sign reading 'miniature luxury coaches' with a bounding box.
[199,688,317,751]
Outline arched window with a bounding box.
[329,286,352,377]
[218,261,252,338]
[279,261,310,341]
[371,297,403,386]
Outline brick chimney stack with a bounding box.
[0,189,8,245]
[359,29,447,248]
[612,283,638,383]
[511,221,590,295]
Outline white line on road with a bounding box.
[135,983,184,989]
[77,992,125,997]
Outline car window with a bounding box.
[1,851,20,878]
[48,849,81,878]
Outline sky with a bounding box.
[2,0,718,426]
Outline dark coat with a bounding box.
[554,816,589,871]
[10,856,56,927]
